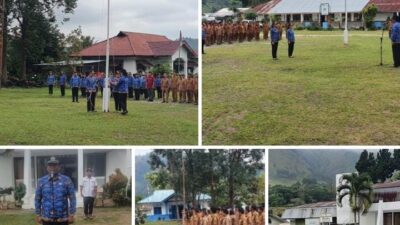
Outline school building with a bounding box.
[0,149,132,209]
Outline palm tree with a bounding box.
[337,173,373,225]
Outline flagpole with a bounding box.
[344,0,348,45]
[102,0,110,112]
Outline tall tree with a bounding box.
[337,173,373,225]
[375,149,394,183]
[7,0,77,80]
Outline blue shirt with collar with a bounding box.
[35,173,76,220]
[59,74,67,85]
[271,27,280,43]
[117,76,129,93]
[155,77,161,88]
[133,77,140,89]
[128,75,134,88]
[70,75,80,88]
[287,28,295,42]
[47,75,55,85]
[80,76,87,88]
[86,76,97,92]
[391,22,400,43]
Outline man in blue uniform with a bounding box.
[110,72,121,112]
[35,157,76,225]
[270,23,280,60]
[70,72,80,103]
[391,13,400,67]
[133,74,141,100]
[286,23,295,58]
[86,71,98,112]
[59,72,67,97]
[118,70,129,115]
[128,72,134,99]
[47,71,56,95]
[97,74,105,97]
[80,73,87,97]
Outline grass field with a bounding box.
[0,207,131,225]
[0,88,197,145]
[203,30,400,145]
[145,221,181,225]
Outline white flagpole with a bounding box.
[102,0,110,112]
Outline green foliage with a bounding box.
[145,168,171,190]
[13,183,26,207]
[135,208,146,225]
[356,149,398,183]
[337,173,373,225]
[363,4,378,30]
[245,12,257,21]
[104,169,130,206]
[150,64,172,76]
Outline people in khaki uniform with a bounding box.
[178,75,185,103]
[171,73,179,102]
[251,206,259,225]
[186,75,194,104]
[239,208,247,225]
[193,75,198,105]
[263,22,270,40]
[161,73,170,103]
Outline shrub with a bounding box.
[14,183,26,207]
[103,169,130,206]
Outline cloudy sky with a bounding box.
[56,0,199,42]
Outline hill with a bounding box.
[269,149,361,186]
[135,154,151,197]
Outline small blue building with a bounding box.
[138,189,211,222]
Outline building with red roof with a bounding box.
[71,31,198,76]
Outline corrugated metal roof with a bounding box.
[269,0,370,14]
[213,8,250,17]
[252,0,282,15]
[373,180,400,189]
[138,190,211,204]
[282,201,337,219]
[369,0,400,13]
[138,189,175,204]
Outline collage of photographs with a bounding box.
[1,0,400,225]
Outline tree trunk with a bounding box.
[0,0,6,88]
[228,153,234,208]
[20,17,27,81]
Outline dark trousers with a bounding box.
[147,88,154,101]
[142,88,148,99]
[113,92,121,111]
[119,93,128,112]
[392,43,400,67]
[86,91,96,112]
[72,87,79,102]
[84,197,95,216]
[80,87,86,97]
[60,85,65,96]
[128,87,134,98]
[48,85,53,95]
[100,87,103,97]
[288,42,295,57]
[134,89,140,100]
[272,42,279,59]
[42,221,68,225]
[156,87,162,99]
[202,39,205,54]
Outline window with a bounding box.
[84,153,106,187]
[384,213,392,225]
[293,14,301,22]
[154,207,162,215]
[303,14,312,22]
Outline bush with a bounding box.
[363,4,378,30]
[135,208,146,225]
[150,64,172,76]
[103,169,130,206]
[244,12,257,21]
[14,183,26,207]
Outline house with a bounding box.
[269,214,289,225]
[0,149,131,209]
[137,189,211,221]
[253,0,370,29]
[336,173,400,225]
[249,0,282,21]
[368,0,400,28]
[71,31,198,76]
[282,201,337,225]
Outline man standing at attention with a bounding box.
[80,168,97,220]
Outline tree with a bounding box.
[362,4,378,30]
[375,149,394,183]
[337,173,373,225]
[6,0,77,80]
[145,168,171,190]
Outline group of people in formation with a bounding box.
[46,70,198,114]
[202,21,295,59]
[390,13,400,68]
[183,206,265,225]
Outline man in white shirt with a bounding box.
[80,168,97,219]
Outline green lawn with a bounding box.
[0,207,131,225]
[0,88,197,145]
[203,30,400,145]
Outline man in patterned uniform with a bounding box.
[35,157,76,225]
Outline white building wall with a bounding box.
[123,57,137,74]
[172,46,189,76]
[360,211,377,225]
[106,150,132,182]
[0,154,14,202]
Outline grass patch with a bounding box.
[203,30,400,145]
[0,207,131,225]
[0,88,197,145]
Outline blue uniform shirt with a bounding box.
[133,77,140,89]
[287,29,295,42]
[59,74,67,85]
[140,77,146,89]
[70,75,80,88]
[128,76,134,88]
[391,22,400,43]
[86,76,97,92]
[80,77,87,88]
[117,76,129,93]
[271,27,280,43]
[47,75,55,85]
[155,77,161,88]
[97,77,104,88]
[35,174,76,220]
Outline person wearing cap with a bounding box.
[47,71,56,95]
[80,168,97,220]
[270,23,280,60]
[59,72,67,97]
[86,71,98,112]
[35,157,76,225]
[391,13,400,67]
[70,72,80,103]
[286,23,295,58]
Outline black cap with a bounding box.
[47,156,59,165]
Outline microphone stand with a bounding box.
[380,27,385,66]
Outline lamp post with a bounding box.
[344,0,349,45]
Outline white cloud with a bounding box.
[56,0,198,41]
